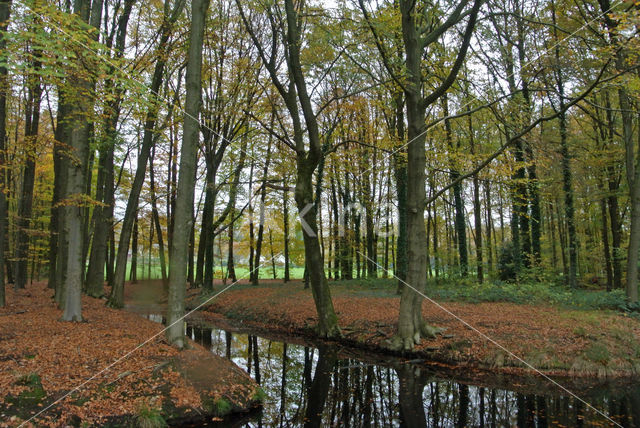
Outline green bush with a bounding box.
[497,242,518,282]
[213,397,232,416]
[135,404,167,428]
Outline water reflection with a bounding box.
[179,321,638,427]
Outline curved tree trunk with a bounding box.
[108,0,183,308]
[85,71,118,296]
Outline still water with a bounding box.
[149,315,640,427]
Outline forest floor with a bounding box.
[0,282,260,427]
[194,278,640,379]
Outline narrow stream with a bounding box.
[146,315,640,427]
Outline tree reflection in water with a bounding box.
[182,323,638,427]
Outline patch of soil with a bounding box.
[0,282,259,427]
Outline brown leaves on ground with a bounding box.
[0,282,257,427]
[203,280,640,378]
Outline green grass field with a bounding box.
[123,261,307,282]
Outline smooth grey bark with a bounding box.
[391,0,481,350]
[391,92,407,292]
[0,0,11,306]
[166,0,209,348]
[108,0,184,308]
[51,94,70,303]
[62,0,93,321]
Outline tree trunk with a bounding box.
[62,0,94,321]
[130,216,138,283]
[85,9,132,296]
[108,0,182,307]
[150,146,168,285]
[283,185,290,282]
[444,95,467,276]
[0,0,11,306]
[390,0,480,349]
[166,0,209,347]
[470,118,483,282]
[51,95,70,304]
[552,0,577,288]
[15,35,42,290]
[558,92,577,288]
[252,137,272,285]
[196,168,214,287]
[600,195,613,291]
[238,0,339,336]
[623,102,640,303]
[227,212,236,282]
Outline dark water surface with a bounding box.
[146,315,640,427]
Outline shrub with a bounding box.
[135,403,167,428]
[498,242,518,282]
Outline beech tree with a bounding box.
[166,0,210,348]
[237,0,341,337]
[360,0,482,350]
[0,0,11,307]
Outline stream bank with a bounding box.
[0,282,261,427]
[192,280,640,379]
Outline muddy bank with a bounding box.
[191,280,640,380]
[0,282,261,427]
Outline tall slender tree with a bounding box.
[166,0,210,347]
[0,0,12,306]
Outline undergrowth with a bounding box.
[330,277,637,313]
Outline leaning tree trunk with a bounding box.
[166,0,209,348]
[295,166,340,337]
[238,0,339,337]
[108,0,182,307]
[85,0,133,297]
